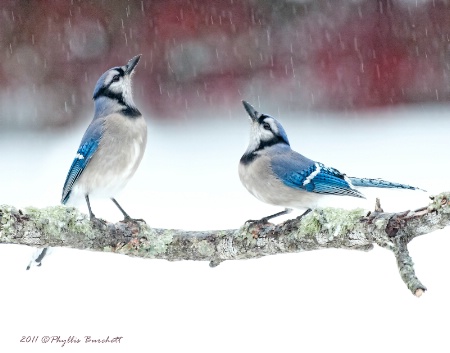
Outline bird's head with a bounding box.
[93,55,141,117]
[242,100,290,155]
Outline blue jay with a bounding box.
[27,55,147,269]
[238,100,422,222]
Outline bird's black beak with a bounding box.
[125,54,141,75]
[242,100,260,121]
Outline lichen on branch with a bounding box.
[1,192,450,297]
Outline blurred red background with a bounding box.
[1,0,449,129]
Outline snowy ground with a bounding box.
[1,104,450,353]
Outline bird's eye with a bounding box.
[112,75,120,82]
[263,122,271,130]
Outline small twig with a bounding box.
[375,198,384,212]
[393,236,427,296]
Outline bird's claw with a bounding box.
[120,217,146,232]
[121,217,146,224]
[90,216,107,228]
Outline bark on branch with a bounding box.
[1,192,450,297]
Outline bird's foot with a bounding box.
[121,216,146,224]
[244,208,294,226]
[297,208,312,220]
[244,217,271,226]
[120,216,146,232]
[243,218,270,240]
[90,216,107,228]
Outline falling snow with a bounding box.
[1,1,450,353]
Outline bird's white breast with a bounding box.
[70,114,147,201]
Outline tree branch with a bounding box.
[1,192,449,296]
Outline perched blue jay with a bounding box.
[60,54,147,221]
[238,100,422,222]
[27,55,147,269]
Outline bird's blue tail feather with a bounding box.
[348,177,424,191]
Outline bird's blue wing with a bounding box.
[271,149,364,198]
[61,119,104,204]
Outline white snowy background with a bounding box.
[1,103,450,353]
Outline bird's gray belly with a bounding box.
[238,158,320,209]
[73,115,147,198]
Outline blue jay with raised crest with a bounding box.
[27,55,147,269]
[238,100,423,222]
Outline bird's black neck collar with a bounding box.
[95,90,141,118]
[240,139,288,165]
